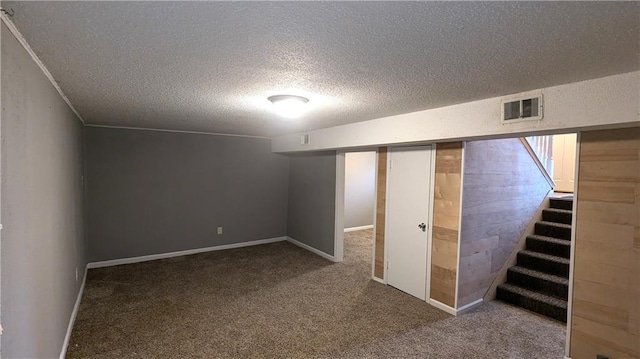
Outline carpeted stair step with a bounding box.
[507,266,569,300]
[549,197,573,211]
[496,283,568,322]
[517,250,569,278]
[542,208,573,225]
[526,235,571,258]
[535,221,572,240]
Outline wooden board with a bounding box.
[430,142,463,307]
[373,147,387,279]
[570,127,640,359]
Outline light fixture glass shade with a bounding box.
[268,95,309,119]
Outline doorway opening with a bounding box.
[524,133,578,195]
[552,133,578,194]
[471,132,579,358]
[340,151,376,267]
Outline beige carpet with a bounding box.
[67,230,565,358]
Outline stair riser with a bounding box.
[526,237,571,258]
[507,270,568,300]
[542,210,572,225]
[497,286,567,323]
[517,253,569,277]
[535,223,571,240]
[549,198,573,210]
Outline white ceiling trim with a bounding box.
[1,13,85,125]
[84,124,270,140]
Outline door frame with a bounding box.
[425,145,437,301]
[334,151,345,263]
[564,131,581,356]
[382,144,437,301]
[371,148,382,282]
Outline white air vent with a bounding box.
[300,134,310,145]
[501,91,543,124]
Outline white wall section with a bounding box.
[272,72,640,152]
[344,152,376,229]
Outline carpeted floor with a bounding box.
[67,230,566,358]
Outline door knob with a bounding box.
[418,223,426,232]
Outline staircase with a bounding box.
[496,197,573,322]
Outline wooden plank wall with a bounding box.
[373,148,387,279]
[570,128,640,358]
[457,139,552,307]
[430,142,463,307]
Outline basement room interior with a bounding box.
[0,1,638,359]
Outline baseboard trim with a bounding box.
[456,298,483,315]
[428,298,481,316]
[344,225,373,233]
[428,298,457,316]
[86,237,287,269]
[59,267,87,359]
[286,236,336,262]
[371,276,385,284]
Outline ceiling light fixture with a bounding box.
[268,95,309,119]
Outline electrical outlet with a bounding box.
[217,227,223,235]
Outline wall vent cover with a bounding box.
[501,91,543,124]
[300,134,310,145]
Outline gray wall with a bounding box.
[287,152,337,256]
[344,152,375,229]
[1,23,86,358]
[458,138,552,306]
[85,127,289,262]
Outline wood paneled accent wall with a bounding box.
[430,142,463,307]
[458,139,552,307]
[373,147,387,279]
[570,128,639,359]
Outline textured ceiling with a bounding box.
[5,1,639,136]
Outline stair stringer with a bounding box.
[483,194,552,302]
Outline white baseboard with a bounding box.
[428,298,457,316]
[87,237,287,269]
[60,267,87,359]
[286,236,336,262]
[428,298,483,316]
[456,298,483,315]
[371,276,385,284]
[344,225,374,233]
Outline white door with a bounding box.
[552,133,577,193]
[386,145,432,300]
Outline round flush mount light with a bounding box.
[268,95,309,119]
